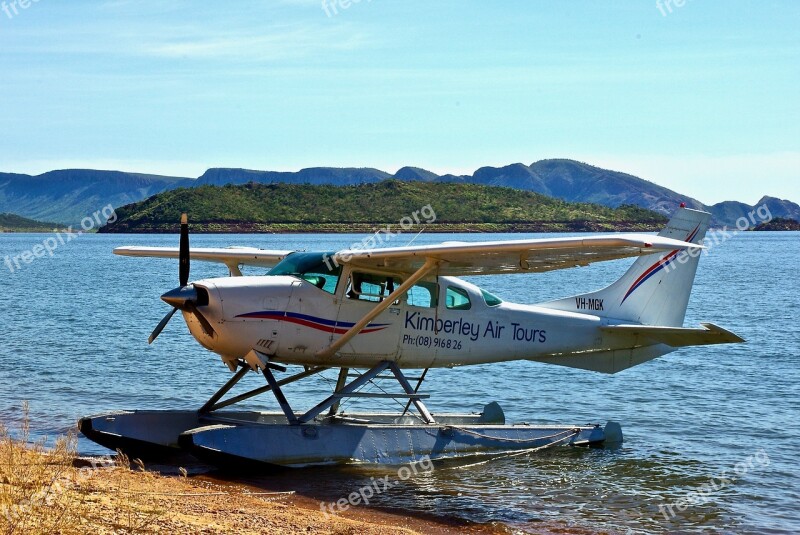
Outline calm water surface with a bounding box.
[1,231,798,534]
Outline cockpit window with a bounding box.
[267,252,341,294]
[480,288,503,307]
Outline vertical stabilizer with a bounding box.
[540,207,710,327]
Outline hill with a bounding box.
[3,161,798,228]
[0,213,62,232]
[194,167,392,187]
[187,161,799,228]
[456,159,709,215]
[753,196,800,221]
[99,181,667,233]
[190,160,710,216]
[0,170,190,225]
[752,218,800,231]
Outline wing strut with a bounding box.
[316,257,439,360]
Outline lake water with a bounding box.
[1,230,798,534]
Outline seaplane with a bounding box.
[80,206,744,468]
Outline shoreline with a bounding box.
[97,459,506,534]
[123,459,509,534]
[11,223,797,235]
[98,221,665,234]
[1,437,508,534]
[189,465,512,535]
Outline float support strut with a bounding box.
[297,361,391,424]
[199,365,250,414]
[262,367,299,424]
[389,363,434,424]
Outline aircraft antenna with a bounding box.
[404,226,426,247]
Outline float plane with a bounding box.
[80,206,743,467]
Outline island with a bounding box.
[752,218,800,231]
[100,181,667,234]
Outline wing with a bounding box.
[114,246,293,274]
[330,234,703,276]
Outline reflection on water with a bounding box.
[1,231,798,534]
[214,446,743,534]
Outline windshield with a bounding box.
[267,252,341,294]
[480,288,503,307]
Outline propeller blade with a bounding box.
[149,307,178,344]
[179,213,190,287]
[149,214,203,344]
[186,302,216,338]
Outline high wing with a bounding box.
[332,234,703,277]
[114,246,293,275]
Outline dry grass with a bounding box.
[0,406,435,534]
[0,403,164,534]
[1,403,86,534]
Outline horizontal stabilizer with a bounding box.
[600,322,745,347]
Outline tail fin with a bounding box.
[540,207,710,327]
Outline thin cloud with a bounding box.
[138,26,368,61]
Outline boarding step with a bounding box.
[346,373,425,381]
[332,392,430,399]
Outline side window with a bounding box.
[407,282,438,308]
[346,272,399,303]
[445,286,471,310]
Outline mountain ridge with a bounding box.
[1,160,796,227]
[0,169,189,225]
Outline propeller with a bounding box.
[148,213,216,344]
[148,307,178,344]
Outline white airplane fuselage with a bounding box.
[184,272,614,369]
[125,207,741,376]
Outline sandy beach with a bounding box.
[0,423,509,535]
[61,460,498,534]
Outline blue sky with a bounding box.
[0,0,797,204]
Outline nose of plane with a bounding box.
[160,283,216,340]
[160,284,200,310]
